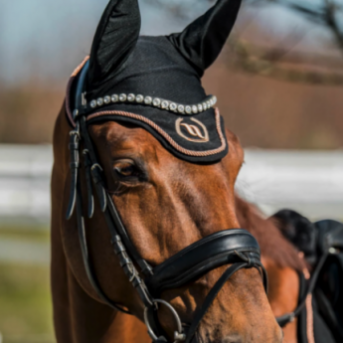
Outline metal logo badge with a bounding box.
[175,118,209,143]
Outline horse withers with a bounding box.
[51,1,307,342]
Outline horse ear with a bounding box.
[168,0,242,75]
[88,0,141,86]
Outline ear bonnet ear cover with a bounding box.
[68,0,242,163]
[87,0,141,88]
[168,0,242,76]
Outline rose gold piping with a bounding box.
[65,56,90,128]
[303,268,311,281]
[86,108,226,157]
[305,294,315,343]
[71,56,90,77]
[303,269,315,343]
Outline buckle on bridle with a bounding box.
[234,250,254,266]
[69,121,80,139]
[144,299,186,343]
[91,163,103,172]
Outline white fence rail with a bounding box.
[0,144,342,228]
[0,145,52,227]
[236,150,343,220]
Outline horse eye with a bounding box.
[113,160,142,180]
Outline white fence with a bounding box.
[0,145,52,227]
[236,149,343,220]
[0,144,342,228]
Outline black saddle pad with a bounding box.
[314,220,343,342]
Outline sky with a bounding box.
[0,0,337,85]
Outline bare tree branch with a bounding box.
[265,0,343,55]
[230,39,343,69]
[141,0,343,86]
[325,0,343,52]
[228,38,343,85]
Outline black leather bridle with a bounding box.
[65,61,269,343]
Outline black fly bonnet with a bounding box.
[65,1,274,342]
[65,0,241,163]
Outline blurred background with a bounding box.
[0,0,342,342]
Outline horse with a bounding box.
[51,0,311,342]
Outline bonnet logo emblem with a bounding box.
[175,118,209,143]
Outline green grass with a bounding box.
[0,227,49,243]
[0,229,54,343]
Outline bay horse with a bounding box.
[51,0,310,342]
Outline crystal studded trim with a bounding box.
[88,93,217,115]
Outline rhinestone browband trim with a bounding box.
[89,93,217,115]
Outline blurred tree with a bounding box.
[262,0,343,54]
[143,0,343,85]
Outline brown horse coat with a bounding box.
[51,104,306,343]
[51,0,309,341]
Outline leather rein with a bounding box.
[64,61,311,343]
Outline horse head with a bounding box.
[52,1,284,342]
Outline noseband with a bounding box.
[66,61,267,343]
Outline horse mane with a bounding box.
[235,196,305,272]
